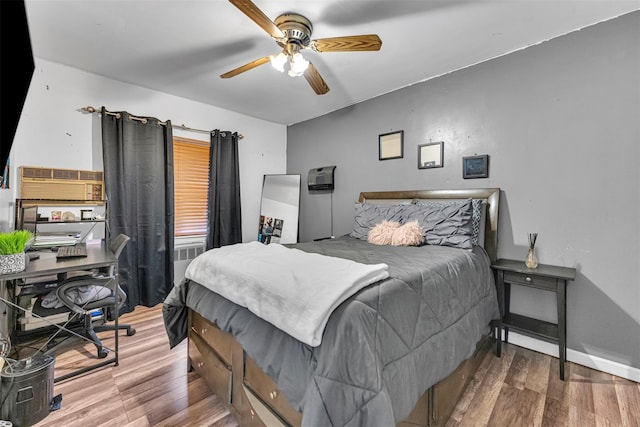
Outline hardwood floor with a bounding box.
[23,304,240,427]
[7,304,636,426]
[446,342,640,427]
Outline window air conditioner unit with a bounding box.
[19,166,105,201]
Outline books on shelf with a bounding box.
[16,275,59,296]
[18,311,70,331]
[17,295,71,331]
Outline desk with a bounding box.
[0,243,119,382]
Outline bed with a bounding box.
[163,187,501,427]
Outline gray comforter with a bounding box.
[163,236,499,427]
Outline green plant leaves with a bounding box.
[0,230,34,255]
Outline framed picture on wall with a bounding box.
[418,141,444,169]
[379,130,404,160]
[462,154,489,179]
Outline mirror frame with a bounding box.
[258,174,301,244]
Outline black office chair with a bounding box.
[41,234,136,358]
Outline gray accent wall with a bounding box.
[287,11,640,369]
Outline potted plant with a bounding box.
[0,230,34,274]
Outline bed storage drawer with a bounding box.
[190,310,234,366]
[428,335,492,426]
[244,355,303,426]
[188,330,233,405]
[398,392,429,427]
[241,384,287,427]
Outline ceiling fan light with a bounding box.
[288,52,309,77]
[270,52,287,72]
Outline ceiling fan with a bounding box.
[220,0,383,95]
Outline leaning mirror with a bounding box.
[258,174,301,244]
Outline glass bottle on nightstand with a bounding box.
[525,233,538,269]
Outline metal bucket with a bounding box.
[0,354,55,427]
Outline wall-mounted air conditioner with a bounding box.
[308,165,336,191]
[19,166,104,201]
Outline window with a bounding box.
[173,137,210,236]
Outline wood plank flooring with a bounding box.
[6,304,634,426]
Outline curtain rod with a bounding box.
[80,106,243,139]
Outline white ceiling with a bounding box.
[24,0,640,125]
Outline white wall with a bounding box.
[0,58,287,243]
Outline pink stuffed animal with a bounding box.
[367,220,400,245]
[368,220,424,246]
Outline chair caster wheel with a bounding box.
[127,328,136,336]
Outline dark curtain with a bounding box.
[101,108,175,313]
[206,130,242,249]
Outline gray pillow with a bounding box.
[404,199,474,249]
[350,203,408,240]
[415,199,483,245]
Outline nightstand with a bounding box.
[492,259,576,380]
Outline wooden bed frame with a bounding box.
[187,188,501,427]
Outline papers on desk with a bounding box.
[30,234,79,248]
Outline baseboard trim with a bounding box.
[506,332,640,383]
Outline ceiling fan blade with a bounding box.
[220,56,271,78]
[310,34,382,52]
[304,63,330,95]
[228,0,285,39]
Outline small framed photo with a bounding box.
[418,141,444,169]
[462,155,489,179]
[81,209,94,220]
[379,130,404,160]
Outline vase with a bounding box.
[525,247,538,269]
[0,252,26,275]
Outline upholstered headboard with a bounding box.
[358,188,500,262]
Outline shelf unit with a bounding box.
[16,199,108,247]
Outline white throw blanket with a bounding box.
[185,241,389,346]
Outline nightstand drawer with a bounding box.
[503,271,557,290]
